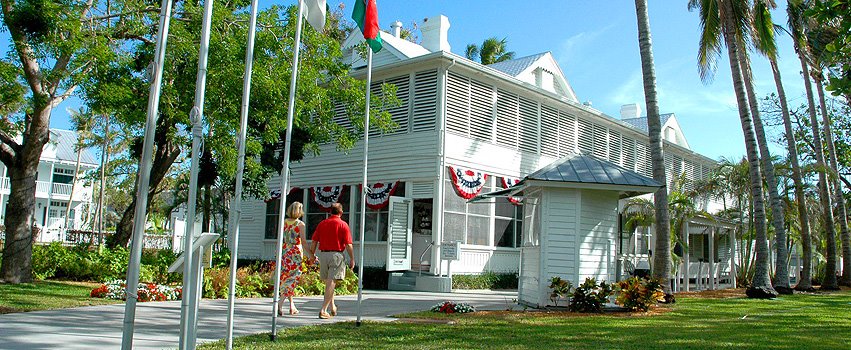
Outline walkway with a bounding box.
[0,289,517,349]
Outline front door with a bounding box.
[386,196,413,271]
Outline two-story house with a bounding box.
[232,15,733,292]
[0,129,98,243]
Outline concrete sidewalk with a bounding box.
[0,289,517,349]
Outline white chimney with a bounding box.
[390,21,403,38]
[421,15,450,53]
[620,103,641,119]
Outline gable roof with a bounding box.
[487,52,548,77]
[341,29,430,67]
[48,129,98,166]
[620,113,674,133]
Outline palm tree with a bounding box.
[736,1,790,293]
[786,0,829,291]
[633,0,673,295]
[465,37,515,65]
[688,0,776,297]
[64,109,94,235]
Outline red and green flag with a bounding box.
[352,0,382,53]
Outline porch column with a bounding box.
[709,226,715,290]
[43,162,55,242]
[729,228,737,288]
[683,221,690,292]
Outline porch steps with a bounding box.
[389,271,452,293]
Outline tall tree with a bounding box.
[634,0,672,296]
[736,1,790,293]
[689,0,776,297]
[0,0,110,283]
[465,37,515,65]
[787,0,832,290]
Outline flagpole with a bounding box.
[356,48,373,327]
[179,0,215,348]
[271,0,305,340]
[225,0,259,347]
[120,0,173,348]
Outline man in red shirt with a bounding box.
[309,202,354,319]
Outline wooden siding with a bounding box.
[234,199,268,259]
[519,246,541,306]
[542,188,579,295]
[577,190,618,282]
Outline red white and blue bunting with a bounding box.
[500,177,522,206]
[449,166,488,200]
[361,181,399,210]
[265,187,299,203]
[312,185,346,211]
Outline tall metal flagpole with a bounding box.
[120,0,173,348]
[271,0,305,340]
[179,0,215,349]
[225,0,259,347]
[356,48,373,327]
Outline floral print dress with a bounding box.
[280,218,304,297]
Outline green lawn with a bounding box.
[0,280,120,314]
[201,291,851,349]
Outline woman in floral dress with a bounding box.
[279,202,308,316]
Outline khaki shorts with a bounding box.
[319,251,346,280]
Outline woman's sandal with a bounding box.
[330,305,337,316]
[289,309,299,315]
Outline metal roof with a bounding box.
[620,113,674,133]
[50,129,98,165]
[526,153,662,189]
[487,52,548,77]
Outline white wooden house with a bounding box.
[0,129,97,243]
[235,15,730,292]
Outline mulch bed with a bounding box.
[676,288,746,299]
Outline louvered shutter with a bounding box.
[412,70,438,132]
[540,105,559,156]
[446,72,470,136]
[559,110,577,156]
[519,97,539,154]
[386,196,413,271]
[496,89,519,148]
[470,79,494,142]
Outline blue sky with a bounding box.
[25,0,806,161]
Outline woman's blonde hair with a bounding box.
[286,201,304,219]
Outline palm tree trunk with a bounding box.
[736,49,790,293]
[98,119,109,239]
[796,53,838,289]
[721,0,775,297]
[813,75,850,288]
[634,0,672,295]
[773,56,812,291]
[63,129,86,234]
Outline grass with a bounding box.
[0,280,120,314]
[200,290,851,349]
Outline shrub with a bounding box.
[615,277,665,311]
[549,276,572,307]
[452,272,519,290]
[32,242,73,280]
[568,278,614,313]
[203,267,232,299]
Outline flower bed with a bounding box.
[430,301,476,314]
[91,280,182,302]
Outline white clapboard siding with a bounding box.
[543,188,579,284]
[444,133,555,179]
[412,70,438,132]
[235,199,269,259]
[289,132,439,187]
[577,190,618,282]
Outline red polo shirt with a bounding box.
[311,215,353,252]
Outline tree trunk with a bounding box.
[721,0,775,297]
[795,50,830,290]
[98,118,109,239]
[814,76,850,288]
[737,50,790,293]
[0,113,50,283]
[202,184,211,233]
[107,131,180,248]
[634,0,672,295]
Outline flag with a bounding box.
[302,0,327,33]
[352,0,382,53]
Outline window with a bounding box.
[305,187,350,239]
[53,168,74,184]
[264,188,305,240]
[494,196,523,248]
[443,177,491,246]
[522,190,541,247]
[351,182,406,241]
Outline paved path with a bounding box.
[0,289,517,349]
